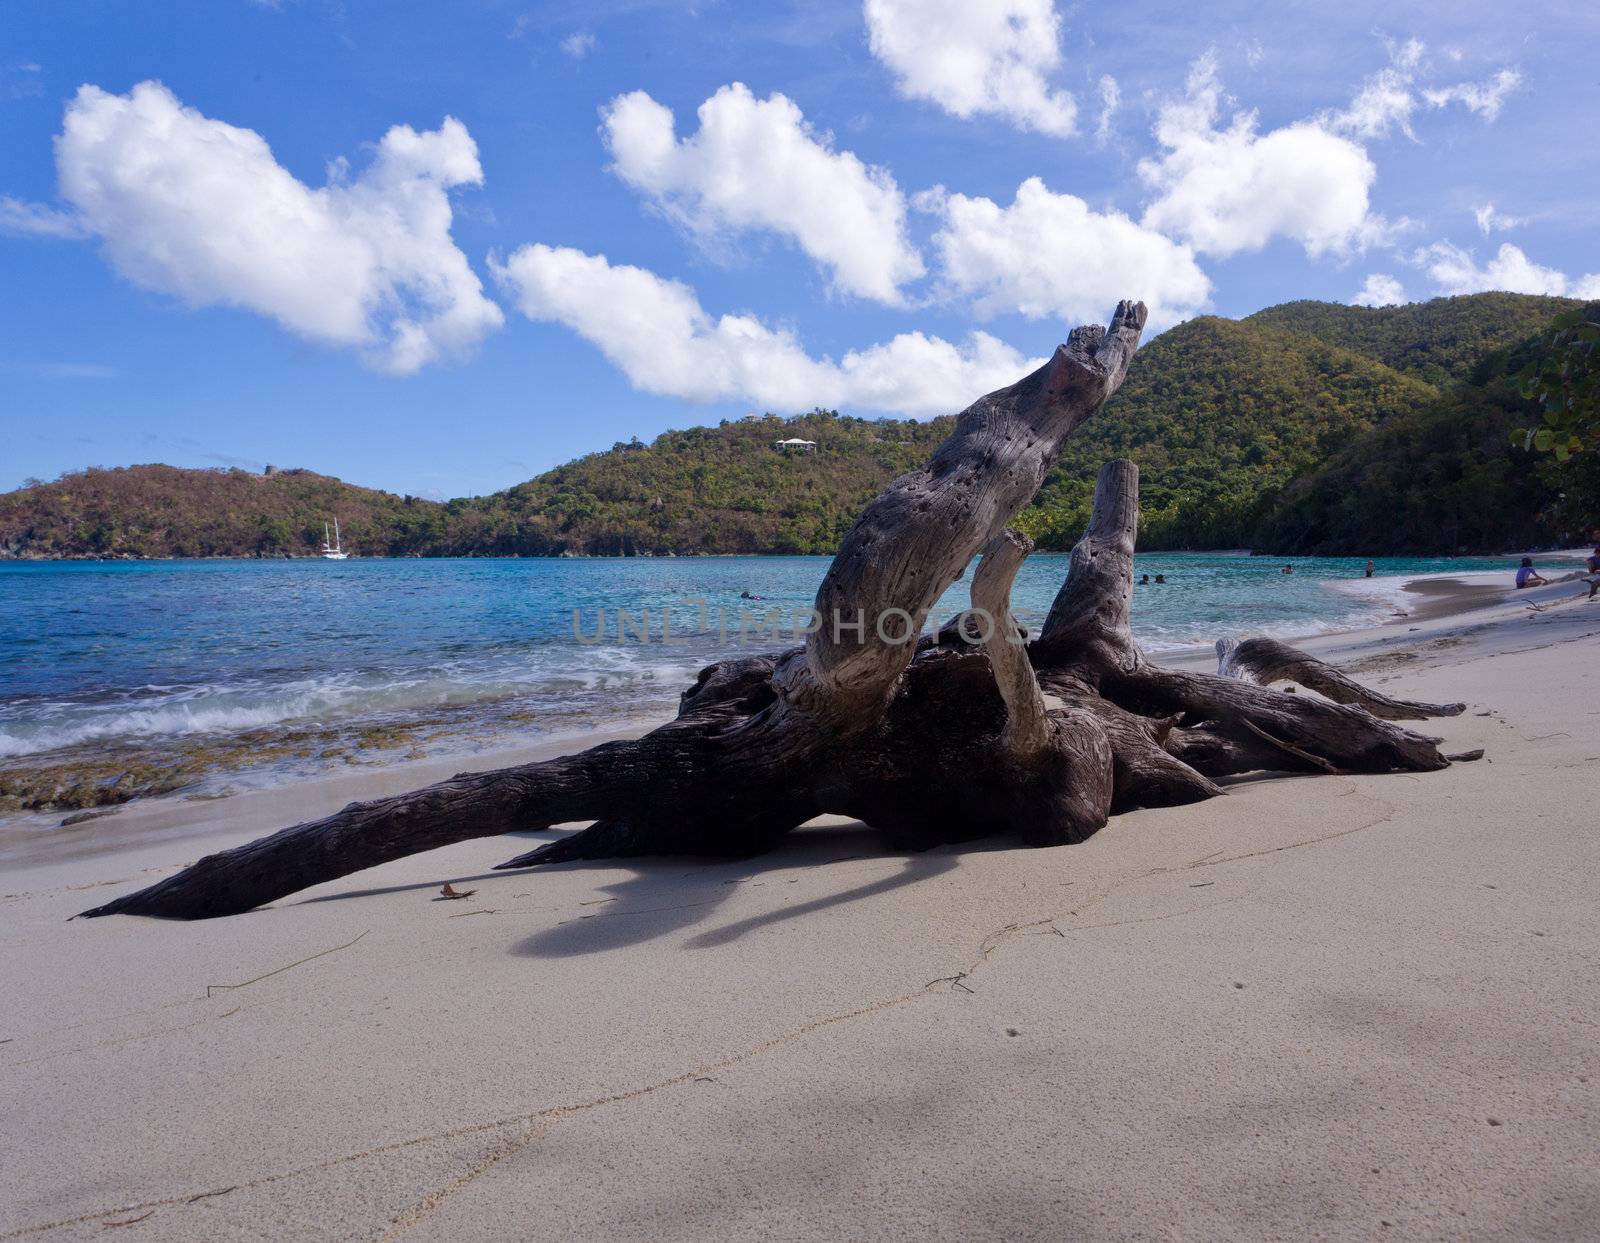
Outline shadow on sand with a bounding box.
[506,821,975,960]
[286,819,996,956]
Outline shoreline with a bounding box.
[5,546,1594,564]
[0,562,1575,866]
[4,558,1597,1239]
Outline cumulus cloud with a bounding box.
[924,177,1211,332]
[53,81,502,374]
[1472,202,1523,237]
[1351,273,1406,307]
[1139,54,1391,259]
[1323,38,1425,140]
[0,195,87,239]
[863,0,1077,137]
[1423,68,1521,121]
[602,83,923,305]
[492,243,1043,416]
[1415,241,1600,299]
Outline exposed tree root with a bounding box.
[81,301,1472,921]
[1216,635,1467,720]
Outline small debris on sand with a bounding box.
[60,807,121,827]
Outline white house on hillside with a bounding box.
[774,438,817,453]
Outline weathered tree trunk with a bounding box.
[81,301,1475,921]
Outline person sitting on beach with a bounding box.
[1585,547,1600,600]
[1515,557,1550,589]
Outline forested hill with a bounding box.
[1254,298,1600,555]
[0,465,446,559]
[1245,293,1576,386]
[1,292,1586,559]
[1021,314,1441,550]
[445,411,949,556]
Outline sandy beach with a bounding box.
[3,572,1597,1241]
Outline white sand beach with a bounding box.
[3,574,1597,1241]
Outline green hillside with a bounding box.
[1254,303,1600,554]
[444,412,950,556]
[0,465,447,559]
[1246,293,1577,386]
[1,292,1586,559]
[1022,316,1441,549]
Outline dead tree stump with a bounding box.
[81,301,1474,921]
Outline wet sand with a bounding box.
[1400,574,1513,620]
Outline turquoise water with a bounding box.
[0,553,1545,776]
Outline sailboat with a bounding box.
[320,517,349,560]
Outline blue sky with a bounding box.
[2,0,1596,499]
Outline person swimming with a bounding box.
[1138,573,1150,585]
[1154,574,1166,584]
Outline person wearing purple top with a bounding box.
[1515,557,1550,589]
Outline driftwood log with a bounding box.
[82,301,1473,921]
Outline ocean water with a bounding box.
[0,553,1543,806]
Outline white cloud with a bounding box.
[1323,38,1425,140]
[1351,273,1406,307]
[1414,241,1600,298]
[1094,75,1120,147]
[1323,40,1522,142]
[53,81,502,374]
[1472,202,1523,236]
[492,243,1043,416]
[1,61,44,101]
[1423,69,1521,121]
[0,195,87,239]
[25,362,121,379]
[925,177,1211,332]
[561,30,596,59]
[602,83,923,305]
[1139,54,1390,259]
[863,0,1077,137]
